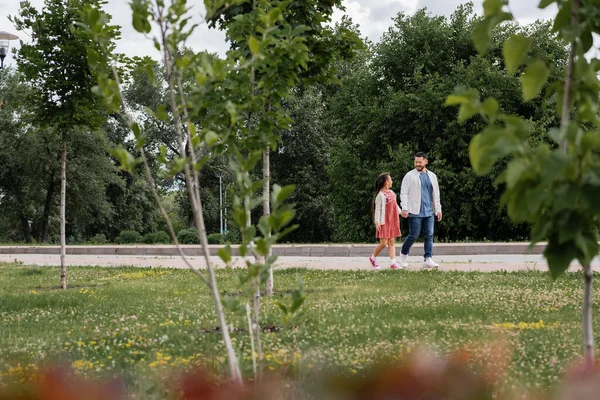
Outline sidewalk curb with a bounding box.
[0,243,546,257]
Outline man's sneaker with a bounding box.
[390,262,403,270]
[369,256,380,270]
[399,253,409,268]
[423,257,439,269]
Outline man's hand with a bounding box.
[401,210,409,218]
[436,212,443,222]
[376,223,381,232]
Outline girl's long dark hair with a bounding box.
[372,173,390,222]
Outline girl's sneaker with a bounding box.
[369,256,380,270]
[390,262,403,270]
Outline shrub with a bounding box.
[88,234,107,245]
[115,230,142,244]
[142,231,171,244]
[177,228,199,244]
[207,233,225,244]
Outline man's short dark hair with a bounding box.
[414,152,428,159]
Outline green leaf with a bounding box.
[258,216,270,237]
[473,17,494,55]
[483,0,505,17]
[290,295,305,314]
[473,13,512,54]
[272,184,295,207]
[469,125,521,175]
[155,104,168,121]
[575,233,599,265]
[504,159,529,189]
[503,35,530,74]
[582,29,593,53]
[458,102,480,123]
[291,25,311,36]
[544,235,579,279]
[275,301,289,315]
[131,122,145,150]
[445,95,470,106]
[538,0,556,8]
[266,8,282,26]
[481,97,499,118]
[244,151,263,171]
[205,130,219,147]
[520,60,549,101]
[552,1,572,33]
[217,244,232,264]
[255,238,269,256]
[110,146,139,173]
[168,157,187,176]
[248,36,261,56]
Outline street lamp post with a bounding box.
[0,31,19,69]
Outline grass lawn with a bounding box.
[0,262,593,397]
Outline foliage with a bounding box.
[88,233,107,244]
[325,4,567,242]
[114,230,142,244]
[142,231,170,244]
[177,228,200,245]
[447,0,600,277]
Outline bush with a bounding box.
[207,233,225,244]
[88,234,107,245]
[177,228,199,244]
[142,231,171,244]
[115,230,142,244]
[177,229,240,245]
[224,230,241,244]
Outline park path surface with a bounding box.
[1,249,600,272]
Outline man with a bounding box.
[399,152,442,268]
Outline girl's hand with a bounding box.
[376,224,381,232]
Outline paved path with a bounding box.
[2,253,600,272]
[0,243,546,257]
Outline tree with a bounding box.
[207,0,363,294]
[324,4,567,243]
[84,0,306,384]
[447,0,600,367]
[11,0,119,288]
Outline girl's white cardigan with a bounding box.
[374,191,400,225]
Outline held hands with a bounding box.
[401,210,409,218]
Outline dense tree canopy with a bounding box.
[0,2,570,244]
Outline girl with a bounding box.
[370,173,402,270]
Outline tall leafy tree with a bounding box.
[11,0,119,288]
[325,4,567,243]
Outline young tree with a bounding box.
[11,0,119,288]
[447,0,600,367]
[207,1,363,294]
[83,0,305,383]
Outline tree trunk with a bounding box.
[253,278,263,381]
[20,215,32,243]
[263,147,274,295]
[583,262,594,367]
[560,0,579,151]
[40,172,56,243]
[155,31,242,383]
[60,136,67,290]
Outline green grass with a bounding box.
[0,262,593,396]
